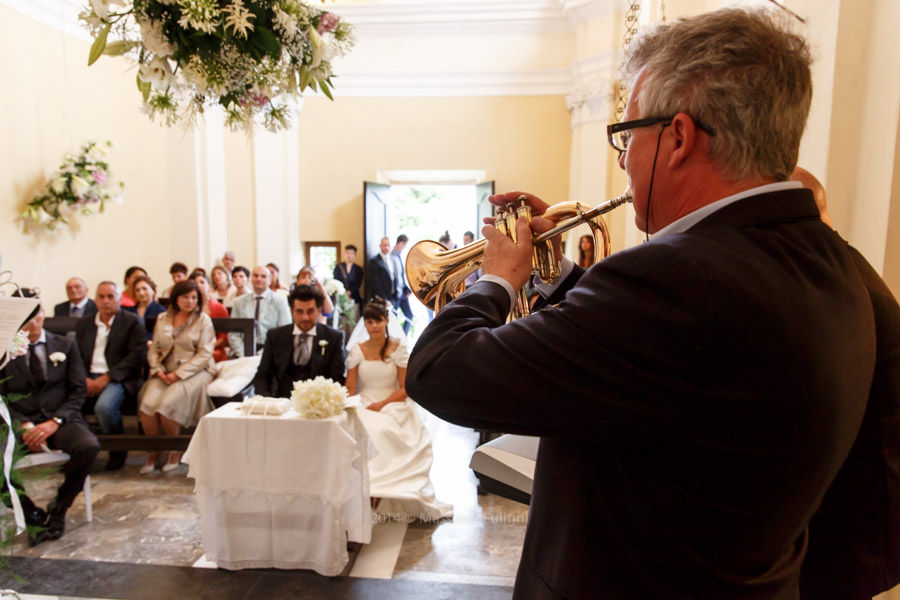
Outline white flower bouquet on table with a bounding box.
[23,140,124,232]
[80,0,356,132]
[291,376,346,419]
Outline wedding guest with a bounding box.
[75,281,146,470]
[366,237,401,307]
[120,266,147,308]
[221,250,236,276]
[53,277,97,318]
[294,266,334,323]
[463,231,475,245]
[266,262,289,295]
[231,266,252,302]
[210,265,236,308]
[392,235,414,335]
[188,268,207,280]
[229,266,292,356]
[160,262,188,299]
[332,244,364,306]
[125,275,166,324]
[252,284,346,397]
[138,280,215,473]
[438,231,456,250]
[578,234,595,269]
[0,305,99,547]
[190,271,230,362]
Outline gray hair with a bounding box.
[97,280,121,297]
[623,8,812,182]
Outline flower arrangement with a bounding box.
[291,376,346,419]
[80,0,356,132]
[323,277,356,328]
[6,331,29,362]
[22,140,124,233]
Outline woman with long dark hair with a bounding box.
[344,299,451,520]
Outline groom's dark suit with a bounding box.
[407,189,876,599]
[0,331,99,513]
[252,322,346,398]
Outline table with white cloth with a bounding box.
[182,402,372,575]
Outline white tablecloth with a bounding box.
[183,403,371,575]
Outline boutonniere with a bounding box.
[49,351,66,367]
[319,340,329,355]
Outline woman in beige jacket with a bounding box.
[138,280,216,473]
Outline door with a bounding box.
[363,181,390,300]
[475,180,496,239]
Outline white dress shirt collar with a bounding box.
[72,297,89,310]
[293,324,318,338]
[651,181,802,240]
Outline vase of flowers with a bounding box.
[22,140,124,233]
[80,0,355,132]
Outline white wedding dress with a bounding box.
[348,340,452,521]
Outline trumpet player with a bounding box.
[407,7,886,600]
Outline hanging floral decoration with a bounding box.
[80,0,356,132]
[23,140,124,232]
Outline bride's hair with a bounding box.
[362,299,390,360]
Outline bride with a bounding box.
[345,299,452,521]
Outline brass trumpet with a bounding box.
[405,188,632,319]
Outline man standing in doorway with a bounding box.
[392,235,414,334]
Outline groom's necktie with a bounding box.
[294,333,310,366]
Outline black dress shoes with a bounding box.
[105,451,128,471]
[25,506,48,547]
[45,499,67,541]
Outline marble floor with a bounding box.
[2,411,528,598]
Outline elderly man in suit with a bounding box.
[407,9,877,599]
[53,277,97,318]
[229,266,291,357]
[74,281,146,471]
[0,305,99,546]
[253,284,346,397]
[366,237,401,307]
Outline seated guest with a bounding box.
[190,271,230,362]
[160,262,188,299]
[53,277,97,318]
[0,305,100,546]
[120,266,148,308]
[333,245,364,307]
[229,266,292,357]
[578,234,596,269]
[210,265,236,308]
[252,284,346,398]
[138,281,215,474]
[75,282,146,471]
[294,266,335,323]
[125,275,166,323]
[221,250,236,275]
[231,266,252,302]
[266,262,289,295]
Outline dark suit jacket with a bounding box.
[0,330,88,426]
[800,244,900,599]
[407,189,876,599]
[53,298,97,317]
[75,309,147,396]
[252,322,346,397]
[333,262,364,305]
[366,255,398,304]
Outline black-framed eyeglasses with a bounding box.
[606,115,716,154]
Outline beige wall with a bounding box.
[0,4,190,307]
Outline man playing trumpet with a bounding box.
[407,7,882,600]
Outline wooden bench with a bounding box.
[43,316,257,452]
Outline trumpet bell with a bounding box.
[405,239,486,311]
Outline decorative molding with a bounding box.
[332,67,573,98]
[558,0,617,25]
[566,51,617,127]
[1,0,91,42]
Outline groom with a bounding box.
[252,284,346,398]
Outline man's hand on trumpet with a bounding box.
[482,191,564,289]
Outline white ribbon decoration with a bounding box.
[0,395,26,535]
